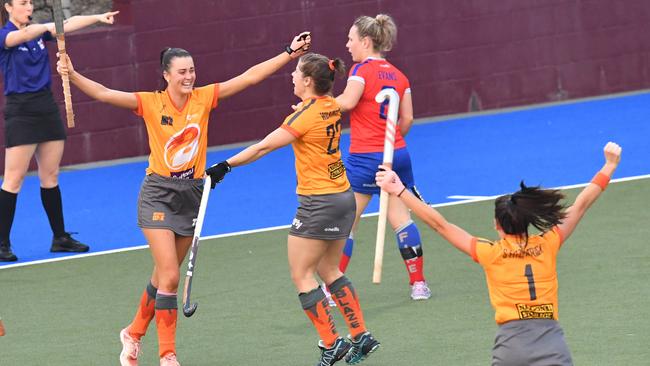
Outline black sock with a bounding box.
[40,186,65,237]
[0,189,18,242]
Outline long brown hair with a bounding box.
[1,1,12,26]
[298,53,345,96]
[494,181,567,238]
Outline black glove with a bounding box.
[205,161,231,189]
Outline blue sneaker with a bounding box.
[345,332,380,364]
[316,337,352,366]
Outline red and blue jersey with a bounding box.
[347,57,411,153]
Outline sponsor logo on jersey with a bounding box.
[328,160,345,180]
[324,227,340,232]
[516,303,554,320]
[170,167,195,179]
[161,115,174,126]
[164,123,200,171]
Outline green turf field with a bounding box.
[1,179,649,365]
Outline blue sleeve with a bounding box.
[43,31,54,42]
[0,28,11,49]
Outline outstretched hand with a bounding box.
[55,53,74,76]
[287,31,311,59]
[205,161,231,189]
[97,11,120,24]
[603,141,622,166]
[375,165,405,195]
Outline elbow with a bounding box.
[242,72,260,87]
[401,115,413,126]
[338,101,351,113]
[335,97,354,113]
[425,214,445,233]
[253,142,274,157]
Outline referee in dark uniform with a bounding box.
[0,1,118,261]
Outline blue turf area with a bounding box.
[3,92,649,266]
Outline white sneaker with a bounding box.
[160,353,181,366]
[410,281,431,300]
[119,328,141,366]
[321,283,337,307]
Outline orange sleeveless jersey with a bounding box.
[280,96,350,195]
[134,84,218,179]
[470,227,564,324]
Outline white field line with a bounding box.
[1,173,648,271]
[447,195,491,200]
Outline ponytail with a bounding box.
[353,13,398,54]
[298,53,346,96]
[494,181,567,237]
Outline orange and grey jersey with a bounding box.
[281,95,350,195]
[134,84,218,179]
[470,227,564,325]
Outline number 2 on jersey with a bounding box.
[524,264,537,300]
[378,86,396,120]
[326,120,342,154]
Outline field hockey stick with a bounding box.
[372,88,400,284]
[52,0,74,128]
[182,175,212,317]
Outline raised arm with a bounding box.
[557,142,622,241]
[4,11,118,50]
[218,32,311,100]
[57,54,137,110]
[229,127,295,167]
[4,23,53,47]
[376,166,475,256]
[204,127,296,188]
[398,91,414,136]
[55,11,120,34]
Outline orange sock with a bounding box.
[155,292,178,358]
[299,287,339,347]
[329,276,367,339]
[128,282,157,340]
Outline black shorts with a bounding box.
[3,89,66,148]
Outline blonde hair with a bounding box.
[353,14,397,53]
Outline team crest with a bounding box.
[164,123,200,171]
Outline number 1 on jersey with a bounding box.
[524,264,537,300]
